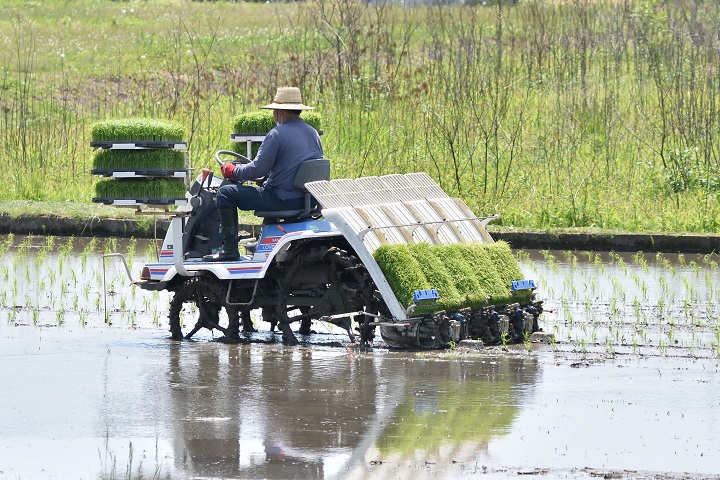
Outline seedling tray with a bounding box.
[91,169,187,179]
[92,197,188,207]
[90,141,187,150]
[230,134,267,142]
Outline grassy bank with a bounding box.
[1,0,719,233]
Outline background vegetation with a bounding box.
[1,0,719,233]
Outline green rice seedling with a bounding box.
[368,241,531,312]
[0,234,12,255]
[103,238,118,255]
[703,254,719,269]
[432,244,488,306]
[408,243,463,311]
[34,248,47,269]
[677,253,687,267]
[610,296,620,321]
[230,111,323,157]
[562,250,577,267]
[231,110,322,134]
[373,244,430,308]
[92,149,186,171]
[91,118,186,143]
[690,260,700,275]
[94,178,187,200]
[231,110,275,135]
[484,241,525,285]
[632,251,650,271]
[515,249,530,262]
[301,111,323,132]
[230,111,275,158]
[606,337,616,356]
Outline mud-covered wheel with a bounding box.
[168,276,240,342]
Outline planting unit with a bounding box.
[121,163,541,347]
[95,117,541,348]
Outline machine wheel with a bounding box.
[269,246,379,345]
[168,276,242,342]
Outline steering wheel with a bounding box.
[214,150,266,183]
[215,149,250,165]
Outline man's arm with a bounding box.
[231,129,279,181]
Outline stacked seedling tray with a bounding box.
[230,110,323,159]
[90,118,189,207]
[373,241,531,314]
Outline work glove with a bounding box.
[220,163,236,179]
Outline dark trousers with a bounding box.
[216,184,304,211]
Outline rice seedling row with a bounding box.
[520,249,720,358]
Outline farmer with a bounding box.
[204,87,323,262]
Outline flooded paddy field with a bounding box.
[1,234,720,479]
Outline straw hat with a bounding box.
[261,87,314,110]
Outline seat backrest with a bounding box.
[293,158,330,191]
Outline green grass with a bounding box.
[2,0,720,233]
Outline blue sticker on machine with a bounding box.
[413,288,440,304]
[511,279,537,292]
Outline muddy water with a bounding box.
[1,236,720,479]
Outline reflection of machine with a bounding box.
[163,345,540,479]
[115,148,542,348]
[165,345,380,479]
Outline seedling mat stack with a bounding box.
[91,119,189,208]
[230,111,323,160]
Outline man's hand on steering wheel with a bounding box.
[220,163,236,179]
[214,150,265,184]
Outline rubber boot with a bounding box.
[203,208,240,262]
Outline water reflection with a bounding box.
[4,235,720,478]
[161,345,538,479]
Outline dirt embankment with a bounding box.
[2,213,719,254]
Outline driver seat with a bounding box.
[253,158,330,221]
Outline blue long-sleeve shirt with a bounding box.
[231,117,323,200]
